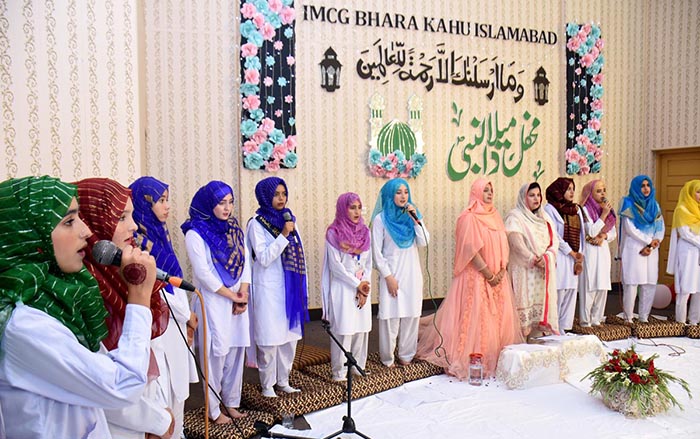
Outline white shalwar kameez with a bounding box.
[619,216,665,322]
[186,230,251,420]
[667,226,700,324]
[246,220,304,392]
[544,204,585,331]
[321,242,372,380]
[579,217,616,326]
[372,215,430,367]
[0,304,152,439]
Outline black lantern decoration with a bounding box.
[320,47,342,92]
[533,66,550,106]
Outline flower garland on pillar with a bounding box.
[240,0,297,171]
[565,22,604,176]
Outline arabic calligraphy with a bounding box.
[357,39,525,102]
[447,105,540,181]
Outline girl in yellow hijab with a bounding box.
[666,180,700,325]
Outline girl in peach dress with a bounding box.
[416,178,522,379]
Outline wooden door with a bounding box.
[654,147,700,286]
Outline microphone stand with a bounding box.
[321,320,371,439]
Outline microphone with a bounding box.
[92,240,197,292]
[402,206,420,223]
[282,211,299,244]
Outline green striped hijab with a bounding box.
[0,176,108,351]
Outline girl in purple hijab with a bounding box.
[246,177,308,397]
[321,193,372,381]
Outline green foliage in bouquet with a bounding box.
[584,346,691,418]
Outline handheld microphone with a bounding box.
[92,240,197,292]
[402,206,420,223]
[282,211,299,244]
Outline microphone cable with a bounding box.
[415,218,449,365]
[161,287,248,439]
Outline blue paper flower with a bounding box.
[244,152,264,169]
[568,58,575,66]
[591,162,601,173]
[581,113,588,121]
[591,110,603,120]
[240,21,258,39]
[590,25,601,39]
[266,55,275,67]
[394,150,406,162]
[412,153,427,168]
[250,109,264,122]
[567,161,581,174]
[284,28,294,39]
[267,96,275,104]
[240,83,260,97]
[590,84,604,99]
[240,119,258,137]
[259,141,273,159]
[568,131,575,139]
[580,79,587,87]
[252,0,269,13]
[566,23,579,37]
[277,77,288,87]
[245,56,261,70]
[369,149,382,164]
[282,0,293,6]
[575,144,587,155]
[382,160,394,171]
[282,152,298,168]
[574,96,580,104]
[583,128,597,138]
[268,128,284,144]
[266,13,282,29]
[288,117,295,126]
[248,31,263,47]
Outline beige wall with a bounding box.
[2,0,699,309]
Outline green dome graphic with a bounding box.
[377,119,416,157]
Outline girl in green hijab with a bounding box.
[0,176,157,439]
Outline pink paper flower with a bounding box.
[371,165,384,177]
[576,135,592,147]
[569,113,575,120]
[280,6,296,25]
[581,23,592,36]
[566,148,580,162]
[242,95,261,110]
[590,47,600,60]
[241,3,257,19]
[594,149,604,160]
[251,130,268,145]
[241,43,258,58]
[580,164,591,175]
[243,140,259,154]
[583,97,589,104]
[268,0,283,13]
[578,156,589,167]
[575,67,582,75]
[263,76,274,87]
[386,168,399,179]
[261,23,276,41]
[590,99,603,111]
[244,69,260,84]
[588,118,601,130]
[580,53,594,67]
[576,124,582,131]
[595,38,605,49]
[566,38,581,51]
[265,158,281,172]
[273,41,283,51]
[274,109,283,117]
[272,145,287,160]
[284,95,293,104]
[253,13,266,29]
[261,118,275,134]
[286,56,296,66]
[592,73,604,85]
[282,135,297,151]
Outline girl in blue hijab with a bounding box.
[247,176,308,397]
[182,181,250,423]
[371,178,430,368]
[618,175,665,322]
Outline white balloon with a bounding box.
[652,284,672,309]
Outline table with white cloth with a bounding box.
[496,335,606,389]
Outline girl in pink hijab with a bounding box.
[416,179,522,379]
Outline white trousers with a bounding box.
[579,289,607,326]
[623,284,656,321]
[330,332,369,380]
[200,347,245,420]
[256,341,297,390]
[378,317,418,366]
[557,288,577,331]
[675,293,700,325]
